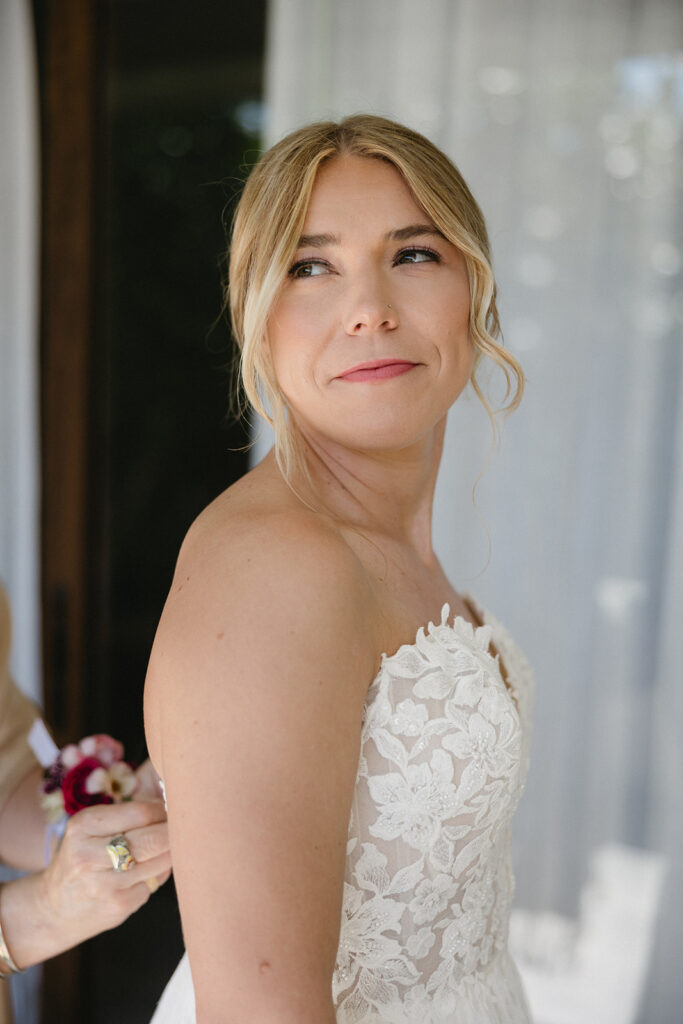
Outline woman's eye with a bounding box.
[288,260,330,279]
[395,247,440,265]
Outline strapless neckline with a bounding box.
[380,594,489,664]
[378,595,518,711]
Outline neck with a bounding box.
[283,419,447,567]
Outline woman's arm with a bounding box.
[145,510,377,1024]
[0,764,46,871]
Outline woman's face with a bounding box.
[267,155,474,454]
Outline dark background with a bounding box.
[32,1,266,1019]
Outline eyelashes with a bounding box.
[393,246,441,266]
[288,259,330,279]
[287,246,442,279]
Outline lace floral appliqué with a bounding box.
[333,601,534,1024]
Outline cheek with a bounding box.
[266,319,318,403]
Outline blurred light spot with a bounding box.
[595,577,647,623]
[619,55,673,108]
[507,317,543,352]
[650,242,681,276]
[605,145,640,179]
[514,845,665,1021]
[234,100,264,136]
[523,206,565,240]
[635,299,675,336]
[479,66,525,96]
[517,253,556,288]
[510,910,577,972]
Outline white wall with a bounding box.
[0,0,41,704]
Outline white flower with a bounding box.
[391,699,428,736]
[334,883,408,994]
[409,874,458,925]
[368,750,460,862]
[85,762,137,801]
[40,788,65,823]
[442,712,519,796]
[406,927,436,960]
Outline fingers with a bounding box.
[74,799,167,840]
[61,806,170,880]
[119,820,170,865]
[125,869,173,912]
[89,821,170,874]
[120,851,173,891]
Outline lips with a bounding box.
[337,359,418,383]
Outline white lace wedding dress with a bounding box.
[151,598,534,1023]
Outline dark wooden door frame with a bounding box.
[36,0,100,1018]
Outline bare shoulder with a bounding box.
[144,467,379,771]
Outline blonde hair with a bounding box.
[227,114,524,480]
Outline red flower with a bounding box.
[62,757,114,815]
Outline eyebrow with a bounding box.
[388,224,445,242]
[296,224,445,248]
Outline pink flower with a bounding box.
[60,744,83,770]
[78,734,124,767]
[42,734,136,818]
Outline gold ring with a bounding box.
[145,876,159,894]
[106,834,136,872]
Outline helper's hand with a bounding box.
[0,799,171,969]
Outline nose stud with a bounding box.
[387,303,392,309]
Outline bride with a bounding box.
[145,114,534,1024]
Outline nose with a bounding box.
[343,285,398,335]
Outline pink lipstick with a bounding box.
[337,359,418,383]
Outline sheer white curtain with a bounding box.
[262,1,683,1020]
[0,0,41,705]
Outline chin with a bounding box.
[310,410,445,455]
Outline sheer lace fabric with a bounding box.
[150,599,534,1024]
[333,600,533,1022]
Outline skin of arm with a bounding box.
[0,799,172,970]
[145,507,378,1024]
[0,764,46,871]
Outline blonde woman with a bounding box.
[146,115,535,1024]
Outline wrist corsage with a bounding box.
[28,719,140,864]
[40,734,138,821]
